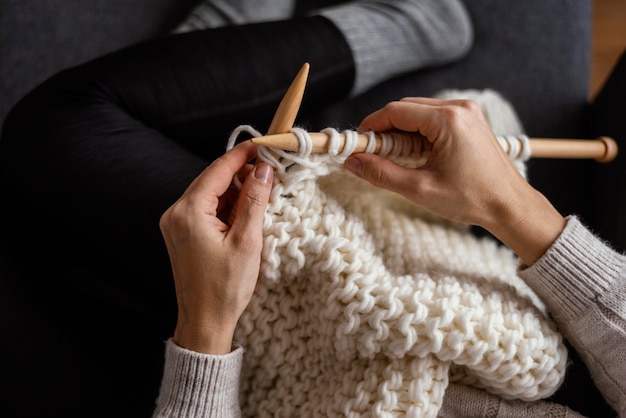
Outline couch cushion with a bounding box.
[0,0,199,125]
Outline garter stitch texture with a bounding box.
[228,90,567,417]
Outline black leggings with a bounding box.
[0,17,353,415]
[1,16,354,321]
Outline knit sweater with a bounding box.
[154,217,626,417]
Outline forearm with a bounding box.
[477,177,626,414]
[153,339,244,418]
[519,217,626,416]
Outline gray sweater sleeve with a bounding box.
[152,339,243,418]
[519,216,626,417]
[152,217,626,417]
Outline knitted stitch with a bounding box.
[228,91,567,417]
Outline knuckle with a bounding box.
[410,178,430,199]
[439,105,463,125]
[383,100,403,113]
[439,100,482,127]
[231,229,262,254]
[211,155,227,168]
[207,154,230,175]
[158,210,170,232]
[365,164,391,188]
[245,184,269,208]
[160,201,192,234]
[461,99,483,115]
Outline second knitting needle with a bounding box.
[252,131,618,163]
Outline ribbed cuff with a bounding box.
[153,339,243,417]
[520,216,626,321]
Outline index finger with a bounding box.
[359,99,447,136]
[184,140,259,198]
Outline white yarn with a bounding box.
[226,90,566,417]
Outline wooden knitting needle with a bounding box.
[229,63,309,225]
[527,136,617,162]
[266,63,310,135]
[252,131,619,163]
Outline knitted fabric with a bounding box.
[229,90,567,417]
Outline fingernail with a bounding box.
[345,157,362,173]
[254,164,272,184]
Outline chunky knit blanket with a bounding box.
[231,90,567,417]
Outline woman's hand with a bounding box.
[345,97,565,265]
[160,141,273,354]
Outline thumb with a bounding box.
[230,163,273,243]
[345,153,419,196]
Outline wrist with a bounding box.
[482,183,566,266]
[173,320,237,355]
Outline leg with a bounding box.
[1,16,354,311]
[175,0,474,96]
[0,16,353,416]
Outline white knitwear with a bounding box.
[229,90,567,417]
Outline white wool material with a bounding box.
[229,90,567,417]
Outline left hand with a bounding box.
[159,141,274,354]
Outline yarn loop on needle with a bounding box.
[227,125,532,173]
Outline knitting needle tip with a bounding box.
[266,63,310,135]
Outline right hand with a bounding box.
[345,97,565,265]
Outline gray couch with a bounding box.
[1,1,623,416]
